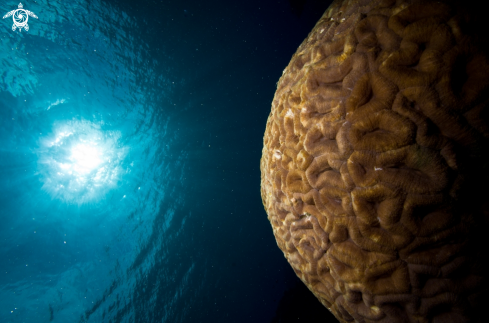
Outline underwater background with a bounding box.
[0,0,337,322]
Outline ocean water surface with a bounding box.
[0,0,335,322]
[1,0,185,322]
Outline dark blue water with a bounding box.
[0,0,335,322]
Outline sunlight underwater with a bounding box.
[0,0,187,322]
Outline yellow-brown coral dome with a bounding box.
[260,0,489,322]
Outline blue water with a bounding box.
[0,0,334,322]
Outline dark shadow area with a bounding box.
[271,275,337,322]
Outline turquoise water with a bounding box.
[1,0,183,321]
[0,0,334,322]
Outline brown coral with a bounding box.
[260,0,489,322]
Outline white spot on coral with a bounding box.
[341,18,345,22]
[274,150,282,160]
[374,167,383,171]
[285,109,294,118]
[371,306,380,313]
[320,28,325,33]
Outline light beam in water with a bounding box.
[37,119,127,204]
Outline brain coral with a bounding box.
[260,0,489,322]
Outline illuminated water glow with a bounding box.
[37,119,127,204]
[70,143,103,174]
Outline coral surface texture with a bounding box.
[260,0,489,322]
